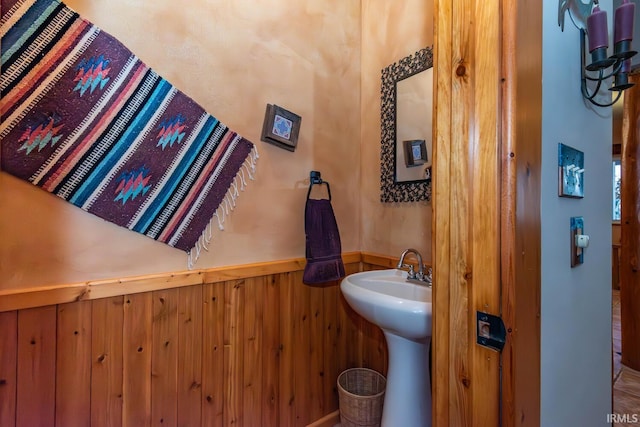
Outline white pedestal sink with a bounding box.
[340,269,432,427]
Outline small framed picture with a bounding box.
[558,143,584,198]
[260,104,302,152]
[403,139,427,167]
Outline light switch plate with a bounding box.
[558,143,585,198]
[570,216,584,267]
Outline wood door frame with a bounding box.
[620,73,640,371]
[432,1,542,426]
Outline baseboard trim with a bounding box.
[306,409,340,427]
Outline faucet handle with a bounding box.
[415,265,432,284]
[424,266,433,285]
[399,263,416,279]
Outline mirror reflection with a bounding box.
[395,68,433,183]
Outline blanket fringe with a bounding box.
[187,146,259,269]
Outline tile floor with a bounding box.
[612,290,640,426]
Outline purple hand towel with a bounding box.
[302,198,345,285]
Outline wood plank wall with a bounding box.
[500,2,542,426]
[434,0,503,425]
[0,257,390,427]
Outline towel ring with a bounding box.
[306,170,331,201]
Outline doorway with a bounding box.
[611,89,640,418]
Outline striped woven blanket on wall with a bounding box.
[1,0,258,267]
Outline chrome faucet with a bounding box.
[396,248,432,285]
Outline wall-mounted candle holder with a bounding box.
[559,0,637,107]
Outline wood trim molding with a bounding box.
[501,1,519,424]
[500,1,542,426]
[305,410,340,427]
[361,252,399,268]
[433,0,452,424]
[361,251,433,269]
[621,73,640,370]
[0,252,363,312]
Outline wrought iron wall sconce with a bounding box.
[560,0,637,107]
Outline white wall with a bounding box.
[541,2,613,426]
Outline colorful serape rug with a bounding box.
[1,0,258,268]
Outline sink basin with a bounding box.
[340,269,433,426]
[340,269,432,340]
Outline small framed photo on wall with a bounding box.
[403,139,428,167]
[260,104,302,152]
[558,143,585,198]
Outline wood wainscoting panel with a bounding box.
[177,285,204,426]
[0,311,17,427]
[123,292,153,427]
[16,306,57,427]
[243,276,265,426]
[56,300,93,427]
[0,256,396,427]
[91,296,124,427]
[279,271,296,427]
[322,279,341,412]
[202,281,226,427]
[293,269,313,424]
[150,288,180,426]
[262,274,281,426]
[309,276,328,422]
[223,278,245,426]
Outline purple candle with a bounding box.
[614,0,635,44]
[587,5,609,52]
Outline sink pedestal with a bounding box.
[339,269,432,426]
[381,333,431,427]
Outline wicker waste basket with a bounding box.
[337,368,386,427]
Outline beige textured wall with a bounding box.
[360,0,434,261]
[0,0,361,289]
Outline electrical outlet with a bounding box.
[476,311,506,352]
[570,216,584,267]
